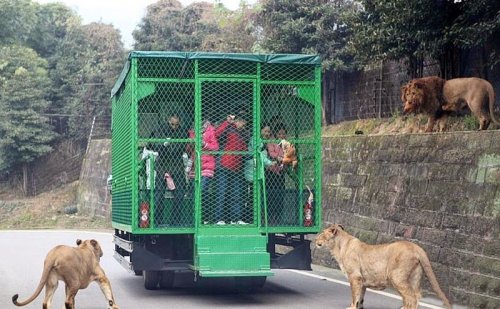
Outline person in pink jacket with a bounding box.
[187,120,219,217]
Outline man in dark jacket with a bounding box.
[151,115,187,226]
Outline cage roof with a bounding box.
[111,51,321,97]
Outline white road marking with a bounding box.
[287,269,445,309]
[0,230,112,235]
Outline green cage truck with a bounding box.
[110,51,322,290]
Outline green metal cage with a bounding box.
[111,52,321,278]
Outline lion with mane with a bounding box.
[401,76,447,132]
[402,76,500,131]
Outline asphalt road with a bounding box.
[0,230,450,309]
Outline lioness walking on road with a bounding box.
[315,224,451,309]
[12,239,119,309]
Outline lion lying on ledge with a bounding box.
[12,239,119,309]
[315,224,451,309]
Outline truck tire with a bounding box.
[143,270,160,290]
[159,270,175,289]
[234,276,267,291]
[250,276,267,288]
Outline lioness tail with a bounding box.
[417,247,452,309]
[12,254,54,306]
[487,82,500,126]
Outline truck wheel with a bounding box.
[234,276,267,291]
[250,276,267,288]
[159,270,175,289]
[143,270,160,290]
[134,270,142,276]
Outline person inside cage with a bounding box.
[244,124,276,221]
[266,122,287,225]
[214,112,248,225]
[150,114,187,226]
[186,119,219,223]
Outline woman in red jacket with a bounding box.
[186,120,219,225]
[214,114,248,225]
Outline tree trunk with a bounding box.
[22,163,28,197]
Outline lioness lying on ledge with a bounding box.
[12,239,119,309]
[315,224,451,309]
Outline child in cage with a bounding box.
[266,122,287,225]
[244,124,277,223]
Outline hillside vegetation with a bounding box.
[0,181,111,230]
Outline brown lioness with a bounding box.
[12,239,119,309]
[315,224,451,309]
[441,77,500,130]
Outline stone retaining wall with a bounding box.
[314,131,499,308]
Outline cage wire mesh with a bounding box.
[112,53,320,231]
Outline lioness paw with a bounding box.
[108,300,119,309]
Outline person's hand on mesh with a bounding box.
[227,115,235,123]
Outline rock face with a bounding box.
[77,139,111,218]
[317,130,500,308]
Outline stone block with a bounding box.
[415,227,447,245]
[483,238,500,257]
[339,162,357,174]
[450,232,485,254]
[441,213,467,230]
[439,248,475,269]
[492,191,500,218]
[416,242,440,263]
[336,187,353,201]
[407,195,444,212]
[449,269,471,291]
[449,288,469,308]
[463,216,497,237]
[470,274,500,297]
[407,179,428,196]
[407,164,429,179]
[402,208,443,228]
[427,164,462,181]
[468,293,500,309]
[340,174,367,187]
[352,228,378,244]
[484,167,500,185]
[475,256,500,277]
[440,148,475,164]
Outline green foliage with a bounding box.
[133,0,259,53]
[463,114,479,131]
[62,22,126,137]
[343,0,499,76]
[0,0,37,45]
[133,0,202,51]
[447,0,500,68]
[0,0,125,178]
[343,0,445,75]
[29,2,77,58]
[258,0,360,71]
[0,45,56,171]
